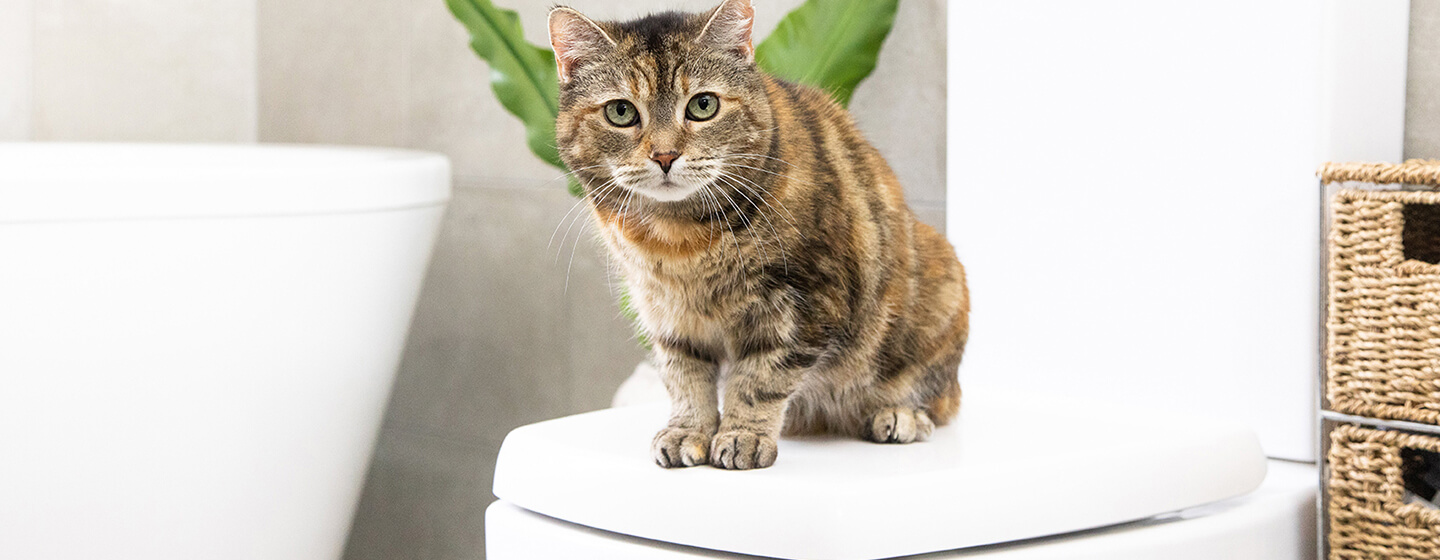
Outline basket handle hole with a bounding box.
[1402,203,1440,264]
[1402,447,1440,509]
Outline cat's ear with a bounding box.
[697,0,755,62]
[548,6,616,84]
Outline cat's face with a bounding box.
[550,1,774,208]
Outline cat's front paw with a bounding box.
[652,427,713,468]
[710,431,778,470]
[864,407,935,444]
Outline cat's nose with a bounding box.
[651,151,680,173]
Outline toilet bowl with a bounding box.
[0,143,449,560]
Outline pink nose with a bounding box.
[651,151,679,173]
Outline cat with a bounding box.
[548,0,968,470]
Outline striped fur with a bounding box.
[550,0,968,470]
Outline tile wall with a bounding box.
[0,0,31,140]
[1408,0,1440,159]
[22,0,256,141]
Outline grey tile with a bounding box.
[257,0,406,145]
[850,0,946,208]
[384,184,581,446]
[343,428,497,560]
[913,203,945,237]
[404,0,561,185]
[563,233,650,412]
[0,0,32,140]
[1407,0,1440,159]
[30,0,256,141]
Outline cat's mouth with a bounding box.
[631,178,698,203]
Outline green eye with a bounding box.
[686,93,719,121]
[604,100,638,127]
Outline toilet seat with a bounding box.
[489,390,1268,560]
[486,460,1315,559]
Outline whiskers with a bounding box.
[701,155,804,238]
[687,153,808,279]
[548,172,628,294]
[547,151,804,296]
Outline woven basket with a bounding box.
[1326,423,1440,558]
[1325,160,1440,426]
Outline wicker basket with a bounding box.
[1325,161,1440,426]
[1326,423,1440,558]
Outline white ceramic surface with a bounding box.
[491,390,1266,560]
[0,143,450,560]
[945,0,1410,462]
[486,460,1316,560]
[0,142,449,220]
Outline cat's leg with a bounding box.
[861,350,962,444]
[651,342,721,468]
[711,347,810,470]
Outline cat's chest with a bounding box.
[598,217,751,345]
[625,266,738,346]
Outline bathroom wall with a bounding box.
[1408,0,1440,159]
[0,0,32,140]
[0,0,257,141]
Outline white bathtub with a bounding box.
[0,143,450,560]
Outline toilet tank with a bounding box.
[945,1,1410,461]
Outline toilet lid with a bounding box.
[492,390,1267,560]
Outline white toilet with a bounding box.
[0,143,449,560]
[484,2,1412,558]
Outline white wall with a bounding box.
[946,0,1411,463]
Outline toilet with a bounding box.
[484,2,1410,558]
[0,143,449,560]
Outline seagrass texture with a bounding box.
[1327,424,1440,559]
[1320,160,1440,187]
[1328,189,1440,425]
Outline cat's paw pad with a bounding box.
[709,431,778,470]
[652,427,714,468]
[864,407,935,444]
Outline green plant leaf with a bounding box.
[754,0,899,107]
[446,0,565,171]
[617,282,651,350]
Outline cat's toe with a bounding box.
[864,407,934,444]
[710,431,778,470]
[652,427,713,468]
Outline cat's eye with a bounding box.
[686,93,720,121]
[604,100,639,127]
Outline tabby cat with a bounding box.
[548,0,968,470]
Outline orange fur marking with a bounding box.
[592,205,717,258]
